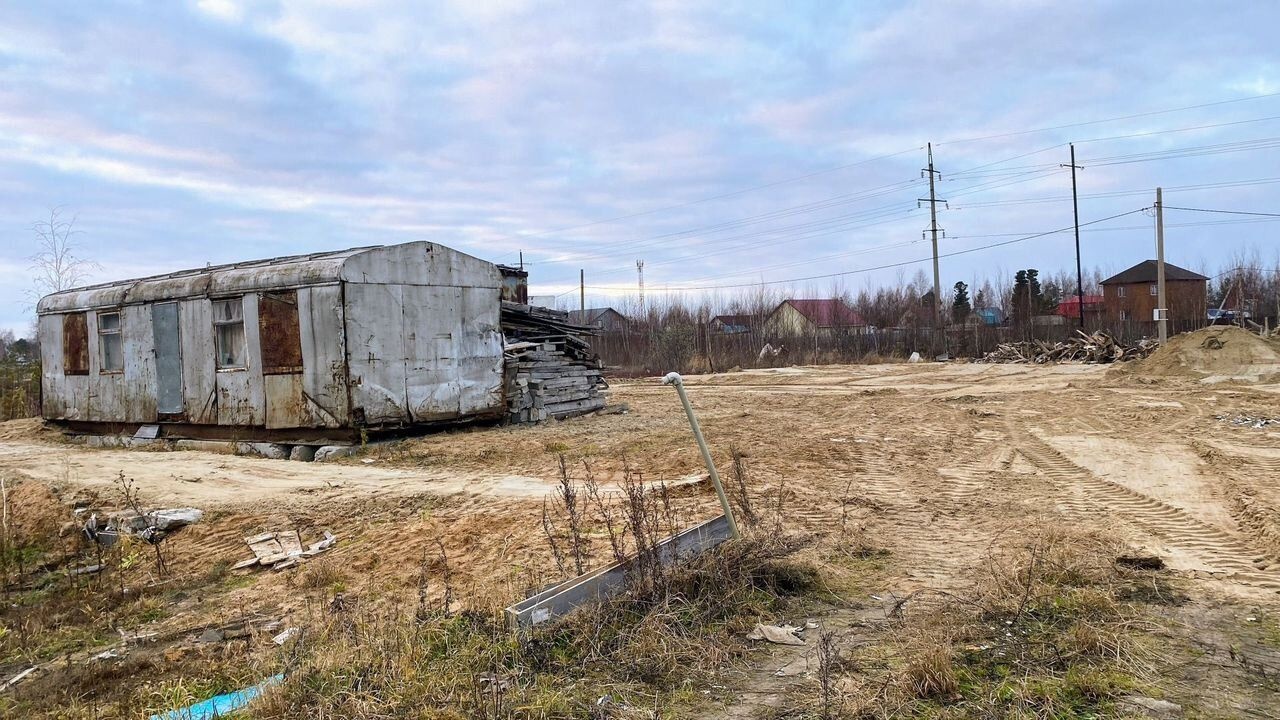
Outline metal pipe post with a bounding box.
[662,372,741,539]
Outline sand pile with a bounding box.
[0,417,48,441]
[1123,326,1280,383]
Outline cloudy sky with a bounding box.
[1,0,1277,332]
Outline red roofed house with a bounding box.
[766,298,868,338]
[1054,294,1105,323]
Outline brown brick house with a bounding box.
[1100,260,1207,330]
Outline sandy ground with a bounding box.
[5,358,1280,600]
[4,353,1280,714]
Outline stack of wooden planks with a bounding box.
[501,302,608,423]
[979,330,1159,364]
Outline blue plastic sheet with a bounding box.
[150,674,283,720]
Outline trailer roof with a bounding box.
[36,242,498,314]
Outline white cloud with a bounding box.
[196,0,243,23]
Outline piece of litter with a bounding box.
[360,459,375,464]
[804,619,819,630]
[746,623,806,646]
[2,666,37,690]
[93,648,121,661]
[149,674,283,720]
[272,628,299,645]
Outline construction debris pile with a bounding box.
[234,529,337,571]
[501,302,608,423]
[980,331,1159,364]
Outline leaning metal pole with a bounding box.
[662,372,741,539]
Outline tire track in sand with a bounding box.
[1011,430,1280,592]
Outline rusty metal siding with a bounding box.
[258,291,304,374]
[343,282,409,425]
[38,241,505,431]
[297,285,348,427]
[62,313,89,375]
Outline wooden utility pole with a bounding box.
[920,143,946,357]
[1063,144,1085,328]
[1155,188,1168,343]
[579,269,585,314]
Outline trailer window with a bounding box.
[258,290,303,374]
[98,311,123,372]
[63,312,89,375]
[213,298,245,369]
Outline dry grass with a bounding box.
[784,523,1172,720]
[251,532,817,719]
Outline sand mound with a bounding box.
[0,417,49,441]
[1124,326,1280,383]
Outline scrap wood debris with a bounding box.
[82,507,203,547]
[501,302,608,423]
[234,529,337,571]
[979,330,1158,364]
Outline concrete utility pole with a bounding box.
[920,143,946,358]
[1063,144,1085,328]
[579,268,585,314]
[1155,187,1168,343]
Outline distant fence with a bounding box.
[0,362,40,421]
[588,317,1212,375]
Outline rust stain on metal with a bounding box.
[259,290,303,375]
[63,312,89,375]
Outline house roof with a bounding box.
[1100,260,1208,285]
[776,299,865,328]
[567,308,625,325]
[712,313,753,326]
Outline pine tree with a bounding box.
[952,281,971,322]
[1011,270,1030,326]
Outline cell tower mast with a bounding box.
[636,259,646,311]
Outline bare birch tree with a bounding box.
[28,207,98,301]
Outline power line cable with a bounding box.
[580,208,1150,292]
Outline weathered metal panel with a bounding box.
[263,374,307,428]
[343,283,408,425]
[180,299,218,424]
[120,304,157,422]
[506,515,733,629]
[217,294,265,426]
[458,285,505,415]
[403,285,461,421]
[339,242,501,289]
[153,303,184,415]
[297,286,348,427]
[39,314,69,418]
[85,310,111,421]
[36,247,371,314]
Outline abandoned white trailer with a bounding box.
[37,242,506,440]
